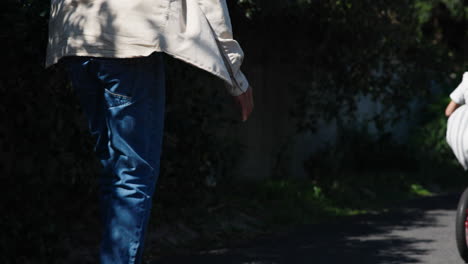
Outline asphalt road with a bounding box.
[151,193,468,264]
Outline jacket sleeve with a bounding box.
[450,72,468,105]
[199,0,250,96]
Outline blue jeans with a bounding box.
[65,52,166,264]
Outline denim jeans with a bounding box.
[65,52,166,264]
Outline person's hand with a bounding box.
[446,100,461,117]
[232,86,254,122]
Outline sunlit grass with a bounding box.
[219,174,439,230]
[149,169,464,255]
[410,184,433,197]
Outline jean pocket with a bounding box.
[104,88,133,108]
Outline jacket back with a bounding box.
[46,0,249,96]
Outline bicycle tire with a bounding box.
[456,187,468,263]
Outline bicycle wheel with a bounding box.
[456,187,468,263]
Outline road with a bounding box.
[150,193,467,264]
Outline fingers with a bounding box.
[234,86,254,122]
[241,89,253,122]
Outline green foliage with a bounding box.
[301,91,464,205]
[4,0,468,262]
[254,180,332,225]
[414,0,466,25]
[409,93,454,166]
[305,122,419,185]
[410,183,433,196]
[404,89,468,189]
[235,0,465,133]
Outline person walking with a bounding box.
[45,1,253,263]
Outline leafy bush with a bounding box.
[406,89,467,187]
[409,94,454,166]
[304,121,419,189]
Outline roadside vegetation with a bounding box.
[3,0,468,263]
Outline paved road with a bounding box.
[151,193,468,264]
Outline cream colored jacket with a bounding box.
[46,0,249,96]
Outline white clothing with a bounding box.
[45,0,249,96]
[446,72,468,170]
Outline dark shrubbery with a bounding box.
[1,1,242,262]
[3,0,468,262]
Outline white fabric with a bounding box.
[446,72,468,170]
[45,0,249,96]
[450,72,468,104]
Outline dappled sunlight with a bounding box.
[152,194,460,264]
[6,0,468,263]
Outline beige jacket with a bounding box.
[46,0,249,96]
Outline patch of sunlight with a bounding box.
[242,262,278,264]
[325,206,368,216]
[410,184,433,197]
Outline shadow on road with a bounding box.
[151,193,461,264]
